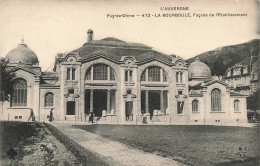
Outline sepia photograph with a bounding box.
[0,0,259,165]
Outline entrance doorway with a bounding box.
[148,91,160,116]
[67,101,75,115]
[141,90,168,116]
[125,101,133,121]
[93,90,107,117]
[85,89,116,117]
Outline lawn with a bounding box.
[74,125,259,166]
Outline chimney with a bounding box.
[87,29,93,42]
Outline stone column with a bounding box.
[107,90,111,113]
[90,89,93,112]
[33,78,40,121]
[160,90,164,113]
[145,90,149,113]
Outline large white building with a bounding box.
[0,30,248,124]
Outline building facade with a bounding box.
[0,30,248,124]
[223,56,259,95]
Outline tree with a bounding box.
[247,89,260,111]
[0,57,15,101]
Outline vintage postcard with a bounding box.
[0,0,259,165]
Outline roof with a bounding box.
[5,43,39,65]
[188,58,211,79]
[6,65,41,75]
[41,72,59,78]
[71,37,172,65]
[189,90,203,97]
[83,37,151,49]
[230,92,248,97]
[190,79,229,88]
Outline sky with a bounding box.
[0,0,259,71]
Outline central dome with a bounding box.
[188,58,211,80]
[5,42,39,65]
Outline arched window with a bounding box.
[45,92,54,107]
[11,78,27,107]
[85,64,115,81]
[234,100,239,111]
[211,89,221,111]
[192,100,198,112]
[141,66,167,82]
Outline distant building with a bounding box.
[223,56,258,95]
[0,30,248,124]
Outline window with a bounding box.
[125,70,133,82]
[67,68,71,80]
[85,64,115,81]
[192,100,198,112]
[234,100,239,111]
[127,90,132,94]
[94,64,108,80]
[67,68,76,80]
[177,101,184,114]
[68,89,74,94]
[148,67,160,82]
[44,92,54,107]
[211,89,221,111]
[141,66,167,82]
[11,78,27,107]
[72,68,76,80]
[178,91,183,95]
[176,72,183,83]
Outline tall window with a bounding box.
[125,70,133,82]
[45,92,54,107]
[177,101,184,114]
[192,100,198,112]
[176,71,183,83]
[67,68,76,80]
[85,64,115,81]
[141,66,167,82]
[211,89,221,111]
[11,78,27,107]
[234,100,239,111]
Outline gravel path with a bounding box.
[53,124,186,166]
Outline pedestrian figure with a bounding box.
[89,110,94,123]
[28,108,35,122]
[49,109,53,122]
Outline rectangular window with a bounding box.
[127,90,132,94]
[15,116,18,119]
[67,68,71,80]
[177,101,184,114]
[180,72,183,83]
[178,91,183,95]
[129,71,133,82]
[19,116,22,119]
[68,89,74,94]
[176,72,179,83]
[72,68,76,80]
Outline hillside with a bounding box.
[186,39,259,76]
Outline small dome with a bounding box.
[188,58,211,79]
[5,42,39,65]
